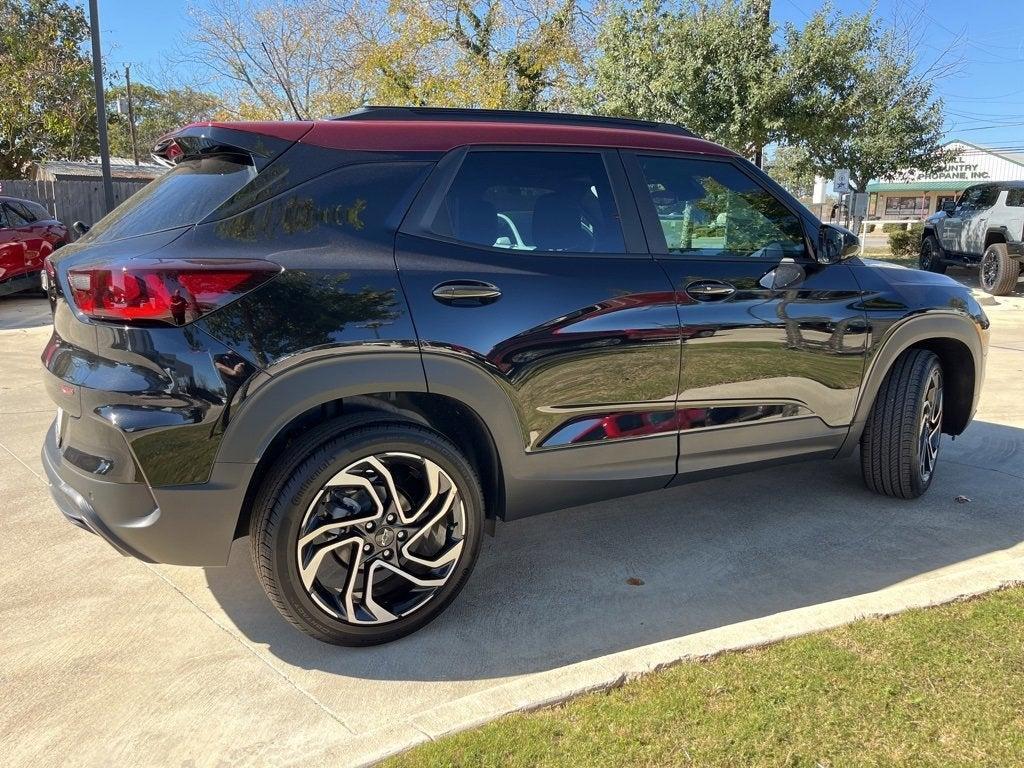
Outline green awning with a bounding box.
[865,180,969,192]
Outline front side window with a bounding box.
[637,155,807,259]
[958,186,984,209]
[975,186,1000,208]
[430,151,625,253]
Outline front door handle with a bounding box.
[432,280,502,305]
[685,280,735,302]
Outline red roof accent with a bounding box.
[179,119,734,156]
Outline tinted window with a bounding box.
[431,151,625,253]
[637,155,806,259]
[0,206,8,228]
[3,203,31,227]
[7,201,36,222]
[1006,189,1024,207]
[82,154,256,243]
[25,201,50,220]
[976,186,1000,208]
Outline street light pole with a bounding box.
[88,0,114,214]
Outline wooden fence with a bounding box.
[0,178,150,240]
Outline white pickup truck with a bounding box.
[921,182,1024,295]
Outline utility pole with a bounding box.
[88,0,114,214]
[125,65,139,165]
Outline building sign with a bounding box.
[884,141,1024,185]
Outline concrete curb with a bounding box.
[324,556,1024,767]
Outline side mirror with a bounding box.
[72,221,90,235]
[941,200,957,214]
[818,223,860,264]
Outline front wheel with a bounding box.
[919,236,946,274]
[979,242,1020,295]
[860,349,943,499]
[250,422,484,645]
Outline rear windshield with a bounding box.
[82,154,256,243]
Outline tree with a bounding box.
[180,0,590,117]
[764,145,816,200]
[587,1,951,186]
[0,0,96,177]
[588,0,786,161]
[782,5,952,192]
[107,83,223,160]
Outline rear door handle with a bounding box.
[432,280,502,305]
[685,280,735,302]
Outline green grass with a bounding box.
[386,587,1024,768]
[860,247,918,269]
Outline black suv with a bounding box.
[41,108,989,645]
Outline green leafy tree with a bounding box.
[764,145,816,200]
[0,0,97,177]
[782,5,951,192]
[107,83,223,160]
[588,0,785,161]
[588,1,951,185]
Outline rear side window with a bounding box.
[82,154,256,243]
[430,150,626,253]
[1007,189,1024,207]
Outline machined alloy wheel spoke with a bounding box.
[919,369,943,482]
[295,452,467,625]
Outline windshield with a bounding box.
[81,154,256,243]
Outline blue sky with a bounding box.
[80,0,1024,150]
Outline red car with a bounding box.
[0,196,67,296]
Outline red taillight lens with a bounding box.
[66,258,280,326]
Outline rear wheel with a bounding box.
[979,242,1020,295]
[919,236,946,273]
[860,349,943,499]
[250,421,483,645]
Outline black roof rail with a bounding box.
[334,106,696,139]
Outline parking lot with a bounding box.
[3,277,1024,768]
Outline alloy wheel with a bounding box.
[295,452,466,625]
[918,367,943,483]
[921,240,934,270]
[981,249,999,290]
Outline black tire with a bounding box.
[919,236,946,274]
[860,349,944,499]
[250,419,484,645]
[979,242,1020,295]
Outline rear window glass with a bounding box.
[82,154,256,243]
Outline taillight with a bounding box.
[66,258,280,326]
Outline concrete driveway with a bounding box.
[3,275,1024,767]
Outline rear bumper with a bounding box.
[42,421,253,566]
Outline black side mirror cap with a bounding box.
[818,223,860,264]
[72,221,90,235]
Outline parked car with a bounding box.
[40,107,989,645]
[0,196,67,296]
[921,181,1024,295]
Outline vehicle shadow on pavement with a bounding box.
[204,419,1024,681]
[0,296,52,330]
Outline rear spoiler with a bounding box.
[152,122,313,169]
